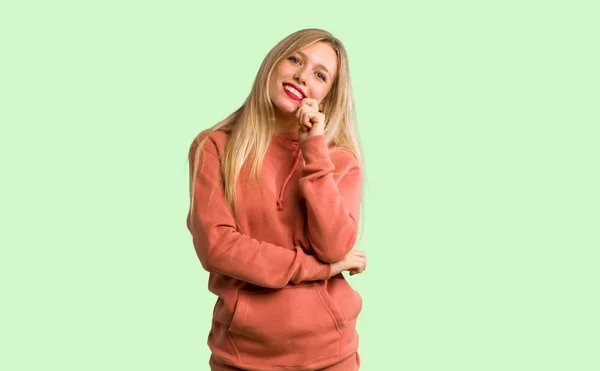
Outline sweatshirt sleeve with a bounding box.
[186,134,331,289]
[298,135,362,263]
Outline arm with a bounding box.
[186,134,331,289]
[298,135,362,263]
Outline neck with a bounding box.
[274,108,300,134]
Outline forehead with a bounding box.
[295,42,338,76]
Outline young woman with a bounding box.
[186,28,367,371]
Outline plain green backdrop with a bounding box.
[1,0,598,370]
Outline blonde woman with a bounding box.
[187,28,367,371]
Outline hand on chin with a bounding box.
[296,98,325,141]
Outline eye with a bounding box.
[288,56,300,64]
[316,72,327,81]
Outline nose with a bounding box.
[294,67,309,85]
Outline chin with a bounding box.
[274,98,297,115]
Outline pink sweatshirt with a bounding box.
[186,128,363,370]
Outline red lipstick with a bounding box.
[282,83,306,101]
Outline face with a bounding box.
[268,41,338,120]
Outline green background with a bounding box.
[1,0,598,370]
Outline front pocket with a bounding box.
[228,284,346,365]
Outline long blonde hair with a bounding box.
[189,28,363,222]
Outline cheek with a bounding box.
[268,79,277,94]
[273,64,291,78]
[315,86,331,102]
[269,68,283,87]
[269,76,282,97]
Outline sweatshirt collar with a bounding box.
[274,132,301,211]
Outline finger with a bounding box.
[348,256,365,265]
[350,251,365,259]
[302,98,319,109]
[296,110,305,128]
[308,111,323,125]
[349,268,363,276]
[296,102,310,116]
[349,261,365,272]
[356,260,366,271]
[300,111,311,129]
[349,251,366,260]
[295,103,305,120]
[296,105,308,125]
[302,112,313,130]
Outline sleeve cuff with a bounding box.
[299,135,331,165]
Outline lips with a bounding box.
[282,83,306,101]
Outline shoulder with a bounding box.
[188,128,231,158]
[328,145,361,174]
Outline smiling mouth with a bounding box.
[282,83,305,100]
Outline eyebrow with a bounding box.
[296,50,331,76]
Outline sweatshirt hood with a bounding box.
[274,132,301,211]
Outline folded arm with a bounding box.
[187,134,331,289]
[298,135,362,263]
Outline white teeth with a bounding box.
[284,85,303,99]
